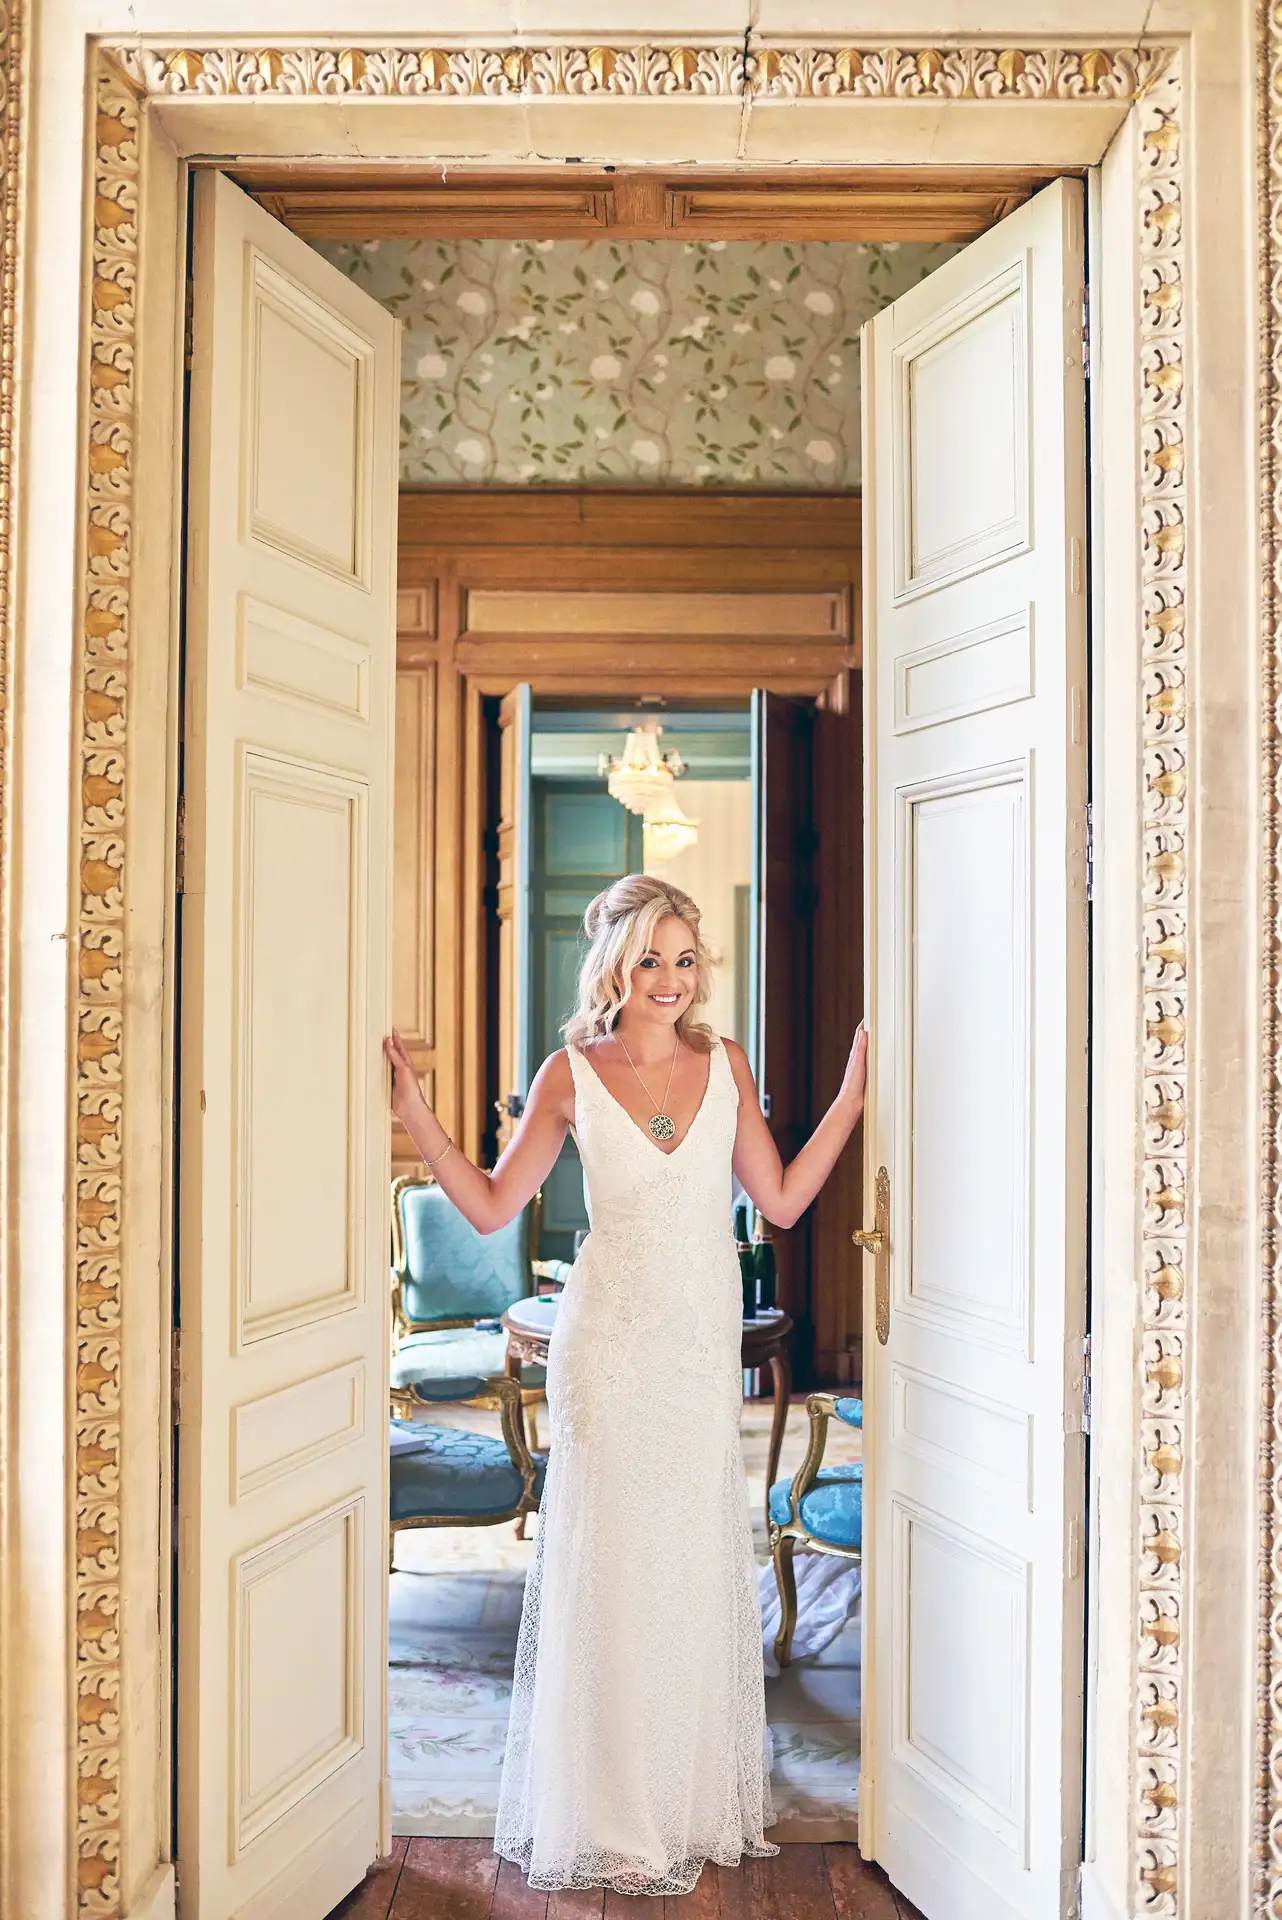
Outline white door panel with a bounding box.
[861,178,1088,1920]
[178,172,399,1919]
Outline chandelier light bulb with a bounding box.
[643,797,699,864]
[599,720,687,816]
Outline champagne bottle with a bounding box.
[752,1209,777,1313]
[734,1201,757,1319]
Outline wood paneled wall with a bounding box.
[393,486,864,1383]
[240,164,1064,245]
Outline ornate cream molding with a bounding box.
[1134,51,1188,1919]
[77,33,1192,1920]
[73,61,137,1919]
[1260,6,1282,1909]
[108,40,1168,102]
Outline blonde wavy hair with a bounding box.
[563,873,718,1054]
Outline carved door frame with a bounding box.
[4,26,1251,1919]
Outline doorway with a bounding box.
[173,166,1090,1920]
[521,706,754,1261]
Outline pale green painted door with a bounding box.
[531,779,642,1260]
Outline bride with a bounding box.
[384,873,867,1895]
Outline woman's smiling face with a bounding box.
[628,914,698,1025]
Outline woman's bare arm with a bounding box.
[385,1031,572,1234]
[727,1026,867,1230]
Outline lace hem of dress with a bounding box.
[494,1833,781,1897]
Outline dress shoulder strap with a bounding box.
[711,1034,742,1104]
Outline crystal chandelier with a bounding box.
[598,721,687,816]
[643,797,699,864]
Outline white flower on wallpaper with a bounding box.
[319,235,959,487]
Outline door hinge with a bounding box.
[171,1327,182,1426]
[1082,1332,1092,1436]
[1081,284,1091,380]
[1085,801,1095,904]
[175,792,186,894]
[183,276,195,372]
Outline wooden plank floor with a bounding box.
[327,1841,924,1920]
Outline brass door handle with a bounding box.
[852,1165,891,1345]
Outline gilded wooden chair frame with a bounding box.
[768,1391,863,1668]
[389,1374,542,1571]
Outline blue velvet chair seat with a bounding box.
[389,1326,546,1395]
[768,1462,863,1549]
[389,1419,548,1521]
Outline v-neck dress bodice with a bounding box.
[494,1036,778,1894]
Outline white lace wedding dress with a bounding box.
[494,1036,778,1894]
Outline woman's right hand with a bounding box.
[384,1029,429,1129]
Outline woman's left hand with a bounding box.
[840,1021,869,1111]
[384,1028,429,1130]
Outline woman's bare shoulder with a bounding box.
[526,1049,576,1116]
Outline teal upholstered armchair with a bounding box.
[389,1373,548,1570]
[768,1393,863,1668]
[389,1173,570,1443]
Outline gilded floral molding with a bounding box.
[78,32,1192,1920]
[73,61,137,1918]
[109,40,1167,102]
[1134,52,1188,1918]
[1260,5,1282,1910]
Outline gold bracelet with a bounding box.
[424,1138,455,1167]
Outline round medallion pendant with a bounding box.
[648,1112,677,1143]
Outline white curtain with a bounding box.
[757,1553,862,1679]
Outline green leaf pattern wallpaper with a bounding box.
[319,237,960,487]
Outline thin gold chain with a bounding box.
[618,1033,680,1117]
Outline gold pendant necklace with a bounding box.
[618,1034,680,1142]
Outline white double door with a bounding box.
[176,174,399,1919]
[859,178,1089,1920]
[175,173,1087,1920]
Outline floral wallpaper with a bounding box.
[318,237,959,487]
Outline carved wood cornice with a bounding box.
[230,167,1066,247]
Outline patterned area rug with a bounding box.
[388,1398,862,1840]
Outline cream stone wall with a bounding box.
[0,7,1267,1920]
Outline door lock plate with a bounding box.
[853,1165,891,1344]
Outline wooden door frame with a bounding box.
[393,487,861,1152]
[394,488,865,1384]
[228,162,1073,247]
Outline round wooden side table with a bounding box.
[501,1297,795,1530]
